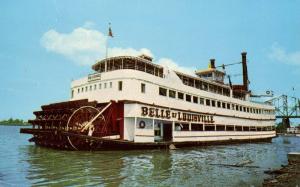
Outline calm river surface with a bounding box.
[0,126,299,187]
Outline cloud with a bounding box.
[157,58,195,75]
[41,25,154,65]
[40,23,196,76]
[268,43,300,66]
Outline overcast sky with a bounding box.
[1,0,300,120]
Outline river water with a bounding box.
[0,126,299,187]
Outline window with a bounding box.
[81,87,84,92]
[175,123,189,131]
[178,92,184,100]
[99,83,102,89]
[217,101,221,108]
[206,99,210,106]
[216,125,225,131]
[193,96,198,104]
[110,82,112,88]
[94,84,97,90]
[90,85,92,91]
[205,125,215,131]
[211,100,216,107]
[236,105,239,111]
[199,98,204,105]
[85,86,88,92]
[118,81,122,91]
[222,102,226,109]
[227,103,230,109]
[141,83,146,93]
[186,94,191,102]
[104,83,107,88]
[226,125,234,131]
[71,90,74,98]
[159,87,167,96]
[78,88,80,93]
[235,126,243,131]
[169,90,176,98]
[243,126,249,131]
[191,123,203,131]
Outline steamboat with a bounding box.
[21,52,276,150]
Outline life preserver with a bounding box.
[139,120,146,128]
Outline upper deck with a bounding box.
[91,54,246,100]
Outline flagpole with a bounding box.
[105,33,108,72]
[105,22,113,72]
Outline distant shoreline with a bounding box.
[0,123,31,126]
[0,118,30,126]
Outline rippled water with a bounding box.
[0,126,299,187]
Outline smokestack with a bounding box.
[241,52,248,91]
[209,59,216,69]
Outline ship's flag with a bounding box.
[108,23,113,37]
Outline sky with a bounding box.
[0,0,300,121]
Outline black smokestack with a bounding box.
[241,52,248,91]
[209,59,216,69]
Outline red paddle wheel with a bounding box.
[21,99,124,150]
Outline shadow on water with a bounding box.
[1,126,300,187]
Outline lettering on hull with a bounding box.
[141,106,214,123]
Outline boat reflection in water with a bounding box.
[19,136,300,186]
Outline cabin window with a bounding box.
[77,88,80,93]
[71,90,74,98]
[236,105,239,111]
[178,92,184,100]
[217,101,221,108]
[99,83,102,89]
[206,99,211,106]
[118,81,122,91]
[141,83,146,93]
[226,125,234,131]
[243,126,250,131]
[243,107,246,112]
[90,85,92,91]
[94,84,97,90]
[110,82,112,88]
[235,126,243,131]
[247,107,249,113]
[211,100,216,107]
[222,102,226,109]
[104,83,107,89]
[85,86,88,92]
[81,87,84,92]
[159,87,167,96]
[191,123,203,131]
[205,125,215,131]
[193,96,198,104]
[186,94,191,102]
[175,123,189,131]
[199,98,204,105]
[227,103,230,109]
[216,125,225,131]
[240,106,243,111]
[169,90,176,98]
[202,82,208,91]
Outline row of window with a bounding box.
[159,87,275,115]
[76,81,113,94]
[174,123,275,132]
